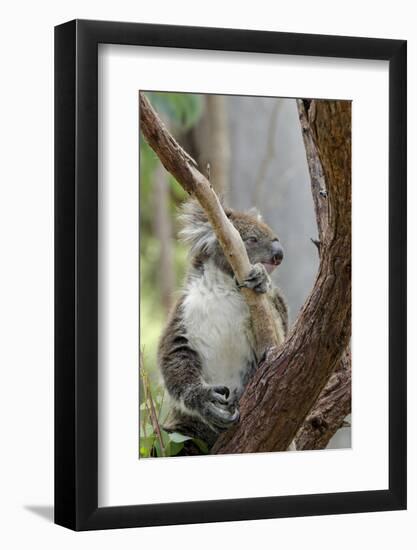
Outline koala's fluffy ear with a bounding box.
[224,206,233,218]
[178,200,217,256]
[247,206,263,221]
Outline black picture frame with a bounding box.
[55,19,407,531]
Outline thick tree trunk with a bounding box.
[293,99,352,450]
[213,100,351,454]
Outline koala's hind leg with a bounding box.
[159,299,240,432]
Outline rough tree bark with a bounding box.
[140,92,280,355]
[140,92,351,454]
[294,99,352,450]
[295,349,351,449]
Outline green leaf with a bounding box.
[161,430,172,447]
[192,438,209,455]
[169,432,192,443]
[153,438,166,457]
[139,435,157,458]
[169,441,186,456]
[139,447,148,458]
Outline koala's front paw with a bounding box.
[238,263,271,294]
[200,385,240,430]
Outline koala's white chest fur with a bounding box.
[181,261,256,393]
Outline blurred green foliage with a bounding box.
[139,92,205,458]
[147,91,203,131]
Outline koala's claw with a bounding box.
[238,263,271,294]
[210,389,229,405]
[211,385,230,399]
[207,402,240,429]
[202,385,240,429]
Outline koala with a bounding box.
[158,200,288,448]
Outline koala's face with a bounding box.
[179,200,283,276]
[228,210,284,274]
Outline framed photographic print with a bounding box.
[55,19,406,530]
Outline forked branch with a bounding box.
[140,92,280,355]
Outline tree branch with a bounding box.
[139,92,280,355]
[295,349,351,449]
[297,99,329,240]
[293,99,352,450]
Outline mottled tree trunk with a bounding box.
[213,100,351,454]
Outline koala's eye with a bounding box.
[246,236,258,244]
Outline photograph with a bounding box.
[0,0,410,542]
[139,91,352,458]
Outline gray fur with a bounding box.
[159,201,288,449]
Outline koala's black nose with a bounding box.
[271,240,284,264]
